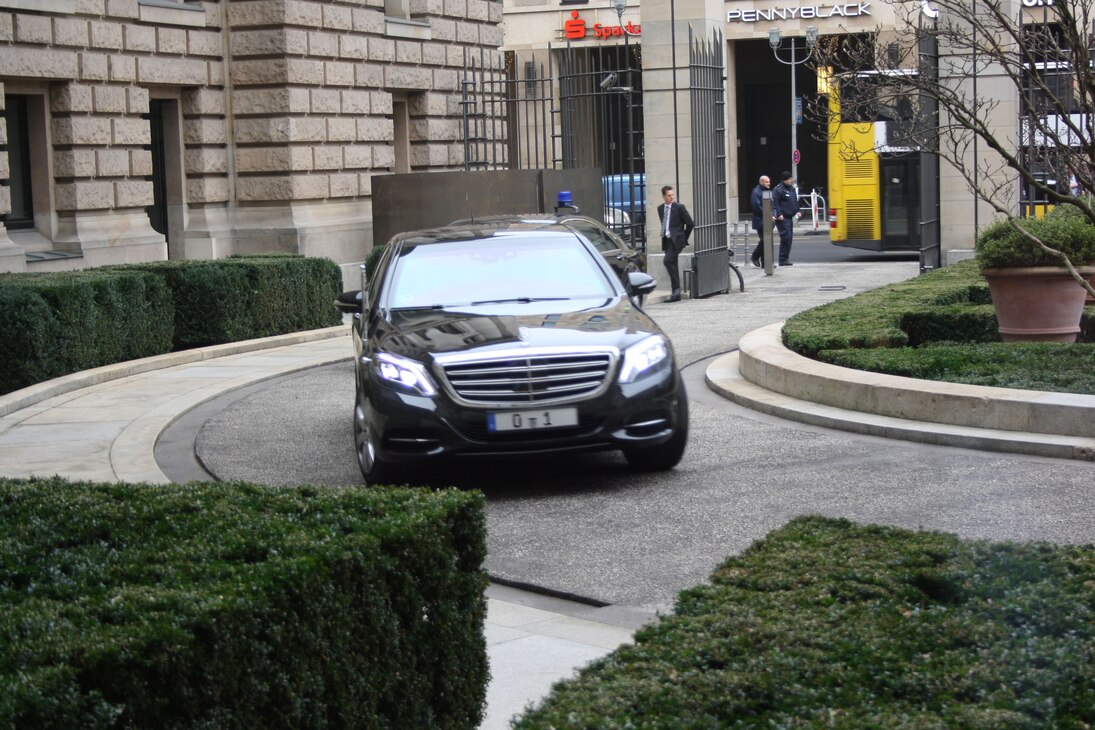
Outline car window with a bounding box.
[563,220,622,254]
[384,236,615,309]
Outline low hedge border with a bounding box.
[113,254,343,350]
[0,270,173,395]
[782,259,1095,394]
[782,259,995,358]
[821,342,1095,395]
[516,517,1095,728]
[0,478,489,729]
[0,255,343,396]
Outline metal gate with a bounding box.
[558,44,645,248]
[689,28,730,297]
[460,44,647,249]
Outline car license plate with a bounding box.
[488,407,578,432]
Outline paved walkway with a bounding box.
[1,261,1089,728]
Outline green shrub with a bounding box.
[0,271,173,395]
[898,303,1001,346]
[363,243,387,281]
[115,255,342,349]
[975,214,1095,268]
[0,478,489,729]
[783,259,989,358]
[820,342,1095,394]
[1044,194,1095,221]
[516,517,1095,728]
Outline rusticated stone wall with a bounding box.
[0,0,504,274]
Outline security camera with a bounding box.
[599,72,618,90]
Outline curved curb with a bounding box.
[706,324,1095,462]
[0,325,348,419]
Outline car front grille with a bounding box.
[439,352,614,404]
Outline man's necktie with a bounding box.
[664,204,671,237]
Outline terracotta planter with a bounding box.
[981,266,1095,343]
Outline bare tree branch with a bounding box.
[808,0,1095,298]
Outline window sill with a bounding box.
[139,0,206,27]
[0,0,74,12]
[385,16,432,40]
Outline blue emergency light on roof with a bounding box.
[557,190,573,207]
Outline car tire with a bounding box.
[623,385,689,471]
[353,399,397,485]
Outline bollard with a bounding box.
[761,191,775,275]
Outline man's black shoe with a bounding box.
[664,293,682,303]
[779,261,793,267]
[751,257,762,268]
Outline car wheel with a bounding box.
[353,400,397,485]
[623,386,689,471]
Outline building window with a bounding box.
[393,96,411,173]
[385,0,410,20]
[3,95,35,230]
[2,92,56,242]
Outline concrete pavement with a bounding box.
[1,260,1091,728]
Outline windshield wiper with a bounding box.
[389,304,448,311]
[469,297,569,305]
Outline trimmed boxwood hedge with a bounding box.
[0,255,344,396]
[782,259,996,358]
[115,254,343,350]
[823,342,1095,394]
[516,517,1095,728]
[0,270,174,394]
[0,478,489,729]
[782,259,1095,393]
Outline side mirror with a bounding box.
[627,271,657,296]
[334,290,364,315]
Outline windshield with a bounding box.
[384,234,616,309]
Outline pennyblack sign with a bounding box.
[727,3,871,22]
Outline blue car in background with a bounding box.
[603,173,646,242]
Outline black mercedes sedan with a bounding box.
[334,221,688,485]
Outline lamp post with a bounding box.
[769,26,818,184]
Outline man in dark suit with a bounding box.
[772,171,799,266]
[657,185,694,302]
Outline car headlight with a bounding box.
[374,352,437,396]
[619,336,670,383]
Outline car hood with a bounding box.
[374,296,663,361]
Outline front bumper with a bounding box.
[362,365,683,463]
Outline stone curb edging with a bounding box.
[0,325,348,419]
[706,323,1095,462]
[707,351,1095,461]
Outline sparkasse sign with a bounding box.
[564,10,641,40]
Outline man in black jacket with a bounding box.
[657,185,694,302]
[749,174,772,267]
[772,171,798,266]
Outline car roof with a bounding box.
[390,221,590,247]
[448,212,604,228]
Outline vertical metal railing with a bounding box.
[689,27,730,297]
[917,15,941,272]
[460,45,647,247]
[461,48,559,170]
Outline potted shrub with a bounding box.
[975,211,1095,342]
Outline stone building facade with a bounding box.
[0,0,504,275]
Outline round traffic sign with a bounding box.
[792,149,801,164]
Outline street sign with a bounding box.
[792,149,801,164]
